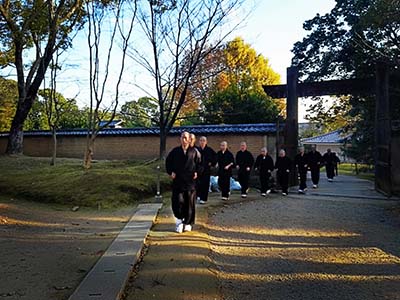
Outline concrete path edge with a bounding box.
[68,203,163,300]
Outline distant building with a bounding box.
[301,129,352,162]
[0,123,283,161]
[99,120,124,129]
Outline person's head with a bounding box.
[240,141,247,151]
[180,131,190,148]
[299,146,305,154]
[199,136,207,148]
[327,148,331,154]
[189,133,196,147]
[260,147,268,156]
[279,149,286,157]
[311,144,316,152]
[220,141,228,152]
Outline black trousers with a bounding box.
[278,171,289,194]
[218,173,230,198]
[310,166,320,185]
[197,173,211,202]
[259,173,271,193]
[326,164,335,179]
[171,189,196,225]
[299,170,307,190]
[238,171,250,194]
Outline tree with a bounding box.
[291,0,400,163]
[83,0,137,169]
[0,0,86,154]
[120,97,159,127]
[305,96,353,133]
[130,0,245,158]
[204,85,279,124]
[203,37,282,123]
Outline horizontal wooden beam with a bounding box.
[263,78,376,99]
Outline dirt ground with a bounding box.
[124,181,400,300]
[123,203,220,300]
[209,193,400,300]
[0,195,137,300]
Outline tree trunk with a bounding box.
[83,136,95,169]
[5,98,32,155]
[50,127,57,166]
[6,122,24,155]
[159,128,167,160]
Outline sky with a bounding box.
[234,0,337,121]
[16,0,337,123]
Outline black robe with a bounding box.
[235,150,255,174]
[217,150,235,176]
[197,145,217,175]
[166,146,202,191]
[254,154,274,174]
[295,153,308,173]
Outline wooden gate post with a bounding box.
[285,66,299,186]
[375,62,392,196]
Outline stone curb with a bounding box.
[68,203,162,300]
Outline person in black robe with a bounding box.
[275,149,292,196]
[322,148,340,182]
[307,145,322,188]
[166,131,202,233]
[196,136,217,204]
[217,141,235,201]
[254,147,274,196]
[235,142,255,198]
[295,146,308,193]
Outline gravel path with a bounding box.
[0,196,136,300]
[208,192,400,300]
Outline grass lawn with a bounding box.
[337,163,375,181]
[0,156,170,208]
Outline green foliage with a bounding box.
[204,84,279,124]
[305,96,353,133]
[120,97,159,127]
[291,0,400,163]
[0,156,171,208]
[0,77,17,132]
[202,37,281,124]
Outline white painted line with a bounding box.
[68,203,162,300]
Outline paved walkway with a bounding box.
[69,203,162,300]
[292,173,393,200]
[124,174,400,300]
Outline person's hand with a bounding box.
[246,167,250,172]
[171,172,176,179]
[193,172,197,180]
[286,169,290,173]
[224,165,230,170]
[304,164,308,168]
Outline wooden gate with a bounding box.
[263,64,396,196]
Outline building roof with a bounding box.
[301,129,349,145]
[0,123,282,137]
[98,120,124,128]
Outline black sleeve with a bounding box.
[268,156,274,171]
[195,149,203,174]
[249,152,255,167]
[230,152,236,167]
[210,148,218,167]
[254,156,261,169]
[165,149,175,175]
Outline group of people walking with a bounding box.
[166,131,340,233]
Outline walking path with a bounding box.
[124,174,400,300]
[68,203,162,300]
